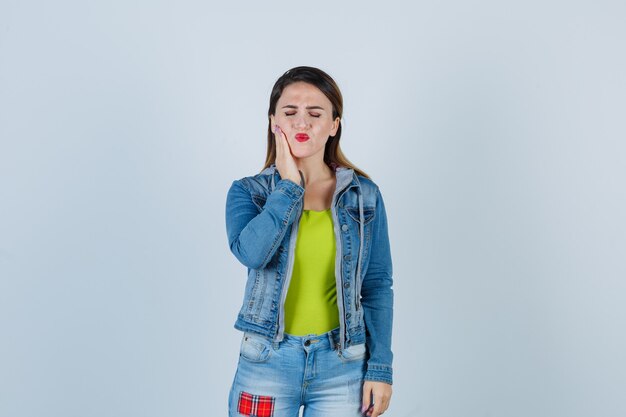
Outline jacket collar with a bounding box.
[261,163,358,193]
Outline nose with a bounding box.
[292,114,310,129]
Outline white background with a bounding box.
[1,1,625,416]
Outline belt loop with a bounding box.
[272,340,280,350]
[327,330,334,349]
[329,328,340,351]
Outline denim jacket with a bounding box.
[225,163,394,384]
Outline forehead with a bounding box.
[278,82,330,106]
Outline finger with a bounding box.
[371,392,385,417]
[274,125,302,185]
[276,125,292,160]
[274,125,286,162]
[276,125,293,155]
[274,125,282,152]
[361,384,373,415]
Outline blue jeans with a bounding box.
[228,326,367,417]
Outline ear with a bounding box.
[270,114,275,127]
[330,117,340,136]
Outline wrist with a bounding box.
[286,172,303,187]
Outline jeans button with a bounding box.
[304,340,311,346]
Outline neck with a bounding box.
[294,156,334,185]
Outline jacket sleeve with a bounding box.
[225,177,304,270]
[360,186,394,385]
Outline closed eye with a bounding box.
[285,112,321,118]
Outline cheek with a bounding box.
[275,116,291,129]
[318,120,334,131]
[274,116,285,127]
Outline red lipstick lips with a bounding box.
[295,133,309,142]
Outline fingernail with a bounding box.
[361,405,367,412]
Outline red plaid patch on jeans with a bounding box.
[237,391,275,417]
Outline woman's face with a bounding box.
[270,81,340,161]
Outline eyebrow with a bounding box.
[281,105,326,111]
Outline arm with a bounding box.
[225,177,304,270]
[360,186,394,385]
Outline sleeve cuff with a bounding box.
[364,364,393,385]
[275,178,305,199]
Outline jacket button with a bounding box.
[341,224,348,232]
[346,313,352,319]
[343,254,351,261]
[344,282,350,288]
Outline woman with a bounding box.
[225,66,394,417]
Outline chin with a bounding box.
[288,148,307,158]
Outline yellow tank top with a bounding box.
[283,209,340,336]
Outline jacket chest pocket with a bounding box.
[343,206,376,261]
[345,206,375,225]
